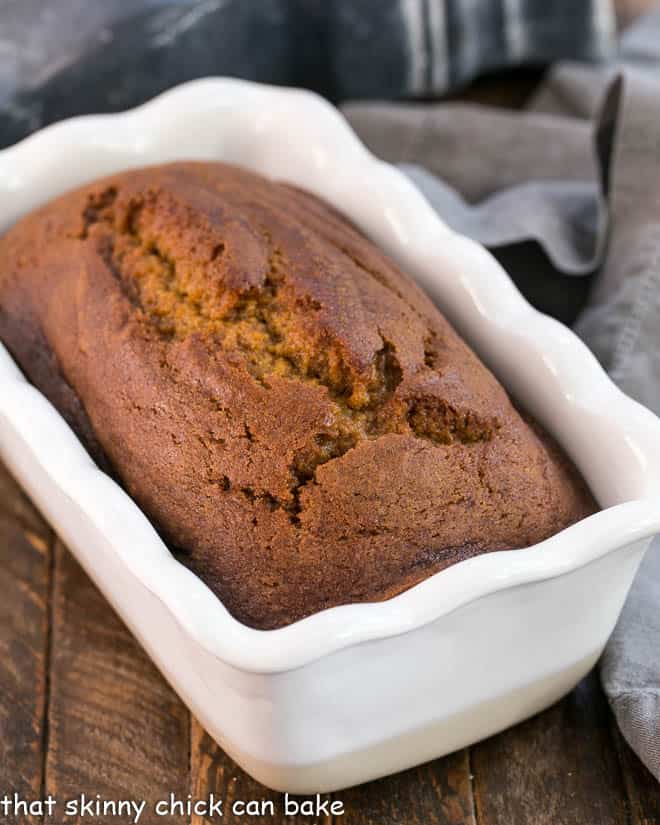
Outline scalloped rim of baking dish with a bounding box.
[1,78,660,674]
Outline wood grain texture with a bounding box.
[336,748,475,825]
[44,542,190,825]
[612,725,660,825]
[0,490,52,825]
[472,671,629,825]
[0,460,52,539]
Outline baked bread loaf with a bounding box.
[0,162,595,629]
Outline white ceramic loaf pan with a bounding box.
[1,79,660,794]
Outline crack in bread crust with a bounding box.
[80,184,501,524]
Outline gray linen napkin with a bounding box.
[0,0,615,147]
[343,9,660,782]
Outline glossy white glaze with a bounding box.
[0,79,659,791]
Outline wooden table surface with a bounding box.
[2,2,660,823]
[2,459,659,825]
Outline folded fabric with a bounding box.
[327,0,615,98]
[0,0,615,148]
[344,101,600,325]
[400,172,602,275]
[343,8,660,783]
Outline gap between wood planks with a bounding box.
[39,526,55,822]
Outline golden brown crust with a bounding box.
[0,161,596,629]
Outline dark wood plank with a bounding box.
[612,724,660,825]
[471,671,628,825]
[0,498,52,825]
[335,748,475,825]
[0,460,52,540]
[44,542,190,825]
[190,718,334,824]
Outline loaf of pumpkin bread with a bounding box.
[0,162,595,628]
